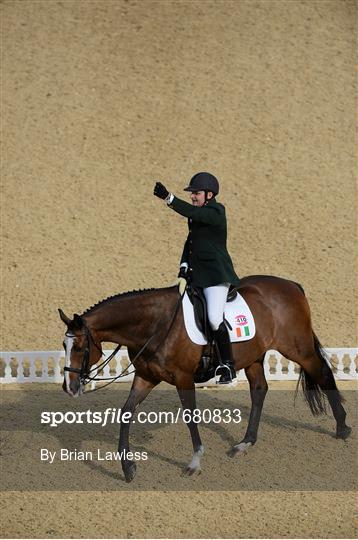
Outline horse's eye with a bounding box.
[73,344,82,353]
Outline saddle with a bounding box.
[186,285,238,383]
[186,285,237,342]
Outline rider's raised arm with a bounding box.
[168,196,224,226]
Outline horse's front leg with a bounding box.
[176,376,204,476]
[119,374,157,482]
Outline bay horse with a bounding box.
[59,275,351,483]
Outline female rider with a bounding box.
[154,172,240,384]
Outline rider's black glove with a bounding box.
[178,266,188,279]
[177,265,188,294]
[154,182,169,200]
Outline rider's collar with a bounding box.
[204,197,216,206]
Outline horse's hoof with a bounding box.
[182,466,201,477]
[336,425,352,440]
[124,461,137,483]
[229,442,252,457]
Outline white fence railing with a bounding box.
[0,348,357,386]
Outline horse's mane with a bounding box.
[81,287,172,316]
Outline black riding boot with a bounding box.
[213,321,237,384]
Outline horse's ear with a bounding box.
[58,308,72,326]
[73,313,84,330]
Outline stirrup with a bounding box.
[214,364,234,384]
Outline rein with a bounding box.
[65,291,184,395]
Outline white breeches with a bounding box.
[203,283,230,331]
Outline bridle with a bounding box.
[63,291,184,394]
[64,324,122,387]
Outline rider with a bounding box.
[154,172,240,384]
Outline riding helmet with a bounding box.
[184,172,219,195]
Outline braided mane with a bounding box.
[81,287,163,316]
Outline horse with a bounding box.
[58,275,351,483]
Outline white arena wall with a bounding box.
[1,348,357,388]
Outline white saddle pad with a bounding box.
[182,290,256,345]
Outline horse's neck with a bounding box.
[85,288,177,348]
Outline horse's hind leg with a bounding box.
[283,335,351,440]
[231,356,268,456]
[176,376,204,476]
[118,374,158,482]
[320,361,351,439]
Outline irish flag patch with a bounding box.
[235,315,250,338]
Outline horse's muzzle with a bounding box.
[62,376,82,397]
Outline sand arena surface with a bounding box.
[1,0,357,538]
[1,382,357,538]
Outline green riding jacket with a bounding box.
[169,196,240,288]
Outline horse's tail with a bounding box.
[296,332,343,416]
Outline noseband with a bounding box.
[64,325,96,381]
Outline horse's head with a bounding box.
[58,309,103,397]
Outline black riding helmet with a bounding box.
[184,172,219,196]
